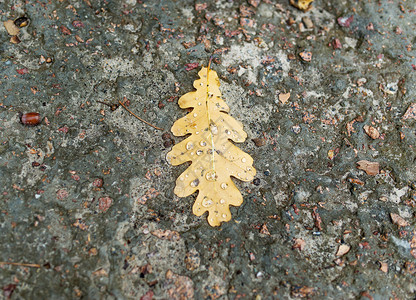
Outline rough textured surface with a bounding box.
[1,0,416,299]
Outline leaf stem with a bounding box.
[118,100,163,131]
[0,262,41,268]
[206,59,216,172]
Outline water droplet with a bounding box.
[185,174,189,178]
[186,142,194,150]
[210,124,218,135]
[198,102,202,106]
[205,170,217,181]
[237,173,241,177]
[222,214,227,219]
[207,149,213,154]
[246,167,252,171]
[193,113,197,117]
[221,183,228,189]
[225,129,231,135]
[202,198,213,207]
[200,141,207,147]
[190,179,199,187]
[195,131,199,135]
[241,157,247,163]
[200,82,204,86]
[208,93,213,98]
[179,177,184,181]
[190,152,194,155]
[196,150,203,155]
[220,199,225,204]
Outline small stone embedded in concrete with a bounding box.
[379,262,388,273]
[279,92,290,104]
[336,244,351,256]
[337,15,354,27]
[331,38,342,50]
[302,16,314,29]
[390,213,409,227]
[363,125,380,139]
[293,238,306,251]
[402,103,416,120]
[184,249,201,271]
[299,51,312,62]
[356,160,379,176]
[98,196,113,213]
[3,20,20,35]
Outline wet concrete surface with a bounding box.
[1,0,416,298]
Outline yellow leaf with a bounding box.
[167,64,256,226]
[289,0,314,11]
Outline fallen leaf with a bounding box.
[166,64,256,226]
[336,244,350,256]
[3,20,20,35]
[363,125,380,139]
[390,213,409,227]
[289,0,314,11]
[278,92,290,104]
[356,160,379,176]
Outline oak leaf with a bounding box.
[166,65,256,226]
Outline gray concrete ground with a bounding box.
[1,0,416,298]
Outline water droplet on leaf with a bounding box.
[186,142,194,150]
[190,179,199,187]
[205,170,217,181]
[202,198,213,207]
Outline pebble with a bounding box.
[302,16,314,29]
[299,51,312,62]
[252,138,266,147]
